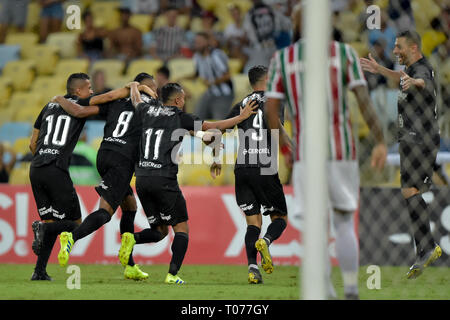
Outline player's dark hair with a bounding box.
[248,65,268,86]
[160,83,183,104]
[157,65,170,79]
[66,73,90,95]
[134,72,154,83]
[397,30,422,50]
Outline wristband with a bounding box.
[281,145,290,156]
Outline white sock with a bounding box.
[333,211,359,295]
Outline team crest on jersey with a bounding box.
[242,93,266,106]
[146,106,175,117]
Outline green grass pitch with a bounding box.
[0,264,448,300]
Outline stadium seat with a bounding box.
[54,59,89,79]
[46,32,79,59]
[126,59,164,79]
[13,105,42,123]
[0,122,32,145]
[7,91,43,110]
[0,106,17,127]
[31,75,67,103]
[25,1,41,32]
[12,137,31,156]
[189,17,203,33]
[2,60,36,91]
[91,59,126,81]
[91,1,120,30]
[231,74,252,105]
[28,44,60,75]
[130,14,153,33]
[167,58,195,80]
[0,77,13,109]
[177,15,191,30]
[0,45,20,71]
[9,162,31,185]
[5,32,39,59]
[84,120,106,144]
[107,75,130,89]
[228,58,243,75]
[178,79,207,113]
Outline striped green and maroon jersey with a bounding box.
[266,40,367,162]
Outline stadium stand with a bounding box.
[27,45,60,76]
[0,122,32,145]
[46,32,80,59]
[2,60,36,91]
[0,45,21,71]
[5,32,39,59]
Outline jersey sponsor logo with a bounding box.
[147,216,157,224]
[104,136,127,144]
[242,148,270,155]
[38,148,60,155]
[239,203,254,212]
[139,160,162,169]
[261,205,275,214]
[38,206,53,216]
[146,106,176,117]
[52,208,65,220]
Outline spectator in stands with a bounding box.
[92,70,112,95]
[200,10,223,49]
[0,0,29,44]
[0,142,17,183]
[77,10,108,62]
[184,32,234,120]
[368,11,397,60]
[156,65,170,92]
[387,0,415,33]
[38,0,65,43]
[242,0,283,71]
[422,17,448,57]
[160,0,192,16]
[148,6,186,62]
[108,7,142,65]
[224,4,248,67]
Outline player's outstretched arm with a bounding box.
[360,53,402,84]
[29,128,39,155]
[88,84,157,106]
[202,99,258,131]
[52,96,100,118]
[353,85,387,171]
[129,81,143,107]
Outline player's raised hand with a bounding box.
[370,143,387,171]
[360,53,379,74]
[239,99,258,120]
[399,70,414,91]
[210,162,222,179]
[138,84,158,99]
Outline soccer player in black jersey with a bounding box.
[361,30,442,278]
[118,82,258,284]
[55,74,157,280]
[29,73,135,280]
[221,65,290,284]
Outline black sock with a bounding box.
[263,218,287,245]
[134,228,163,244]
[168,232,189,276]
[72,208,111,242]
[245,225,260,266]
[120,210,136,266]
[405,194,435,256]
[43,220,79,235]
[35,231,58,273]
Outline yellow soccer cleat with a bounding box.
[124,265,149,281]
[58,232,74,267]
[255,238,274,274]
[407,245,442,279]
[164,273,185,284]
[248,267,263,284]
[118,232,136,267]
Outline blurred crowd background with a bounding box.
[0,0,448,188]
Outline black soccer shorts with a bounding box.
[399,140,439,192]
[30,164,81,221]
[94,149,135,211]
[136,175,188,227]
[234,167,288,216]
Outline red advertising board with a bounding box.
[0,185,346,265]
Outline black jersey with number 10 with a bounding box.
[31,94,91,171]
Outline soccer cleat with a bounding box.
[124,265,149,281]
[164,273,185,284]
[248,267,263,284]
[118,232,136,267]
[255,238,274,274]
[407,245,442,280]
[58,232,74,267]
[30,270,52,281]
[31,221,45,256]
